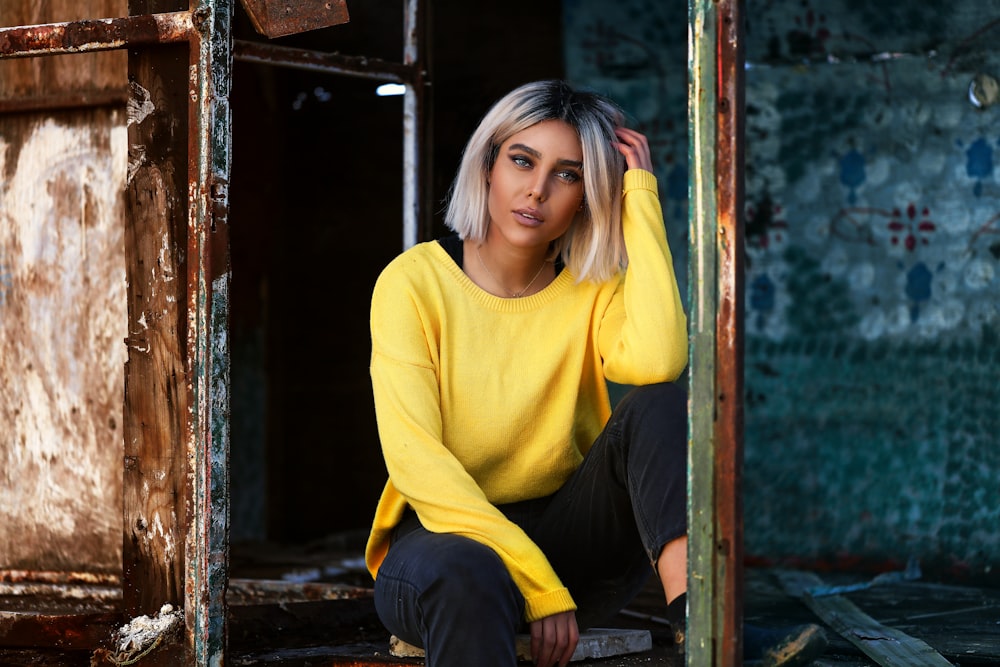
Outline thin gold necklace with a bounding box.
[476,245,548,298]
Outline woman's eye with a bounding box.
[512,155,531,168]
[558,171,581,183]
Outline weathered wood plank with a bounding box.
[0,109,127,574]
[388,628,654,663]
[0,1,127,101]
[122,0,189,623]
[775,570,954,667]
[0,0,128,577]
[0,609,121,649]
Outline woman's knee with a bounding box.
[618,383,687,442]
[424,536,522,612]
[620,382,686,416]
[376,530,523,636]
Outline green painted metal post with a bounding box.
[186,0,233,663]
[687,0,746,665]
[687,1,720,658]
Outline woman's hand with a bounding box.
[614,127,653,172]
[529,610,579,667]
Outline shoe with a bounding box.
[744,623,829,667]
[671,622,685,656]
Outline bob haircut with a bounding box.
[444,80,628,283]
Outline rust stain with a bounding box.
[239,0,350,38]
[713,2,746,665]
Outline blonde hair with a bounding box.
[444,80,628,282]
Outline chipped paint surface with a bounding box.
[125,80,154,184]
[109,602,183,664]
[0,113,127,571]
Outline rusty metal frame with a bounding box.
[0,11,194,56]
[186,0,233,660]
[687,0,746,665]
[0,0,428,662]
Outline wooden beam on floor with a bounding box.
[388,629,653,663]
[775,570,954,667]
[0,610,121,650]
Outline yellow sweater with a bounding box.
[365,169,687,622]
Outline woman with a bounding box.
[364,80,825,667]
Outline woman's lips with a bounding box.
[513,207,544,226]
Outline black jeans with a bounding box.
[373,382,688,667]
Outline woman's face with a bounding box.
[486,119,585,251]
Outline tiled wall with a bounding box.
[566,0,1000,580]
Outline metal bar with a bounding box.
[714,1,746,665]
[402,0,420,248]
[418,1,433,246]
[185,0,233,663]
[0,11,192,59]
[687,0,719,662]
[232,39,415,83]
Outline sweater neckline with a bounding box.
[429,241,575,311]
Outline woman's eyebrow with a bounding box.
[508,143,541,158]
[508,143,583,169]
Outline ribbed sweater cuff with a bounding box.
[624,168,658,193]
[523,588,577,623]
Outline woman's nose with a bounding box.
[528,179,547,202]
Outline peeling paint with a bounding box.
[127,80,155,127]
[126,142,146,185]
[125,82,156,185]
[150,512,177,559]
[158,230,175,282]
